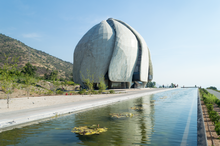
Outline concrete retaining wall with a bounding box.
[197,89,208,146]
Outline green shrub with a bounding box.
[109,90,115,94]
[215,122,220,135]
[98,89,102,94]
[78,89,86,95]
[207,86,218,90]
[78,90,83,95]
[199,88,220,125]
[46,90,53,95]
[69,91,76,94]
[203,89,209,94]
[1,86,6,92]
[206,104,213,111]
[56,90,64,95]
[199,88,220,136]
[209,110,220,123]
[203,94,217,104]
[98,76,107,92]
[81,70,94,94]
[66,81,76,86]
[92,90,98,94]
[216,100,220,107]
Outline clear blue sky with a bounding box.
[1,0,219,89]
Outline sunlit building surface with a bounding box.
[73,18,153,88]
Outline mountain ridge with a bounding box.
[0,33,73,80]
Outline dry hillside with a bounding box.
[0,33,73,80]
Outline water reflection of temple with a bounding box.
[125,94,155,145]
[74,95,155,145]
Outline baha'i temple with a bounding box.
[73,18,153,89]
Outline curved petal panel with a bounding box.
[73,24,98,84]
[148,47,153,82]
[73,20,115,83]
[108,19,138,82]
[114,19,150,82]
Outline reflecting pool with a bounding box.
[0,88,197,146]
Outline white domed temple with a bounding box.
[73,18,153,89]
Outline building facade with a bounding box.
[73,18,153,89]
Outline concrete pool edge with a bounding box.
[0,88,175,133]
[197,89,208,146]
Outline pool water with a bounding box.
[0,88,197,146]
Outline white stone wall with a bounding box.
[73,20,115,84]
[108,19,138,84]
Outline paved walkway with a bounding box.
[207,89,220,100]
[0,88,173,132]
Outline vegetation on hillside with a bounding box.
[0,54,77,107]
[0,54,19,108]
[0,33,120,109]
[0,56,117,108]
[0,33,73,80]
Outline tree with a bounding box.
[50,79,60,95]
[81,70,94,95]
[170,83,174,88]
[50,70,58,80]
[207,86,217,90]
[146,81,156,88]
[98,75,107,93]
[23,75,37,99]
[21,62,37,77]
[0,54,19,108]
[44,70,58,80]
